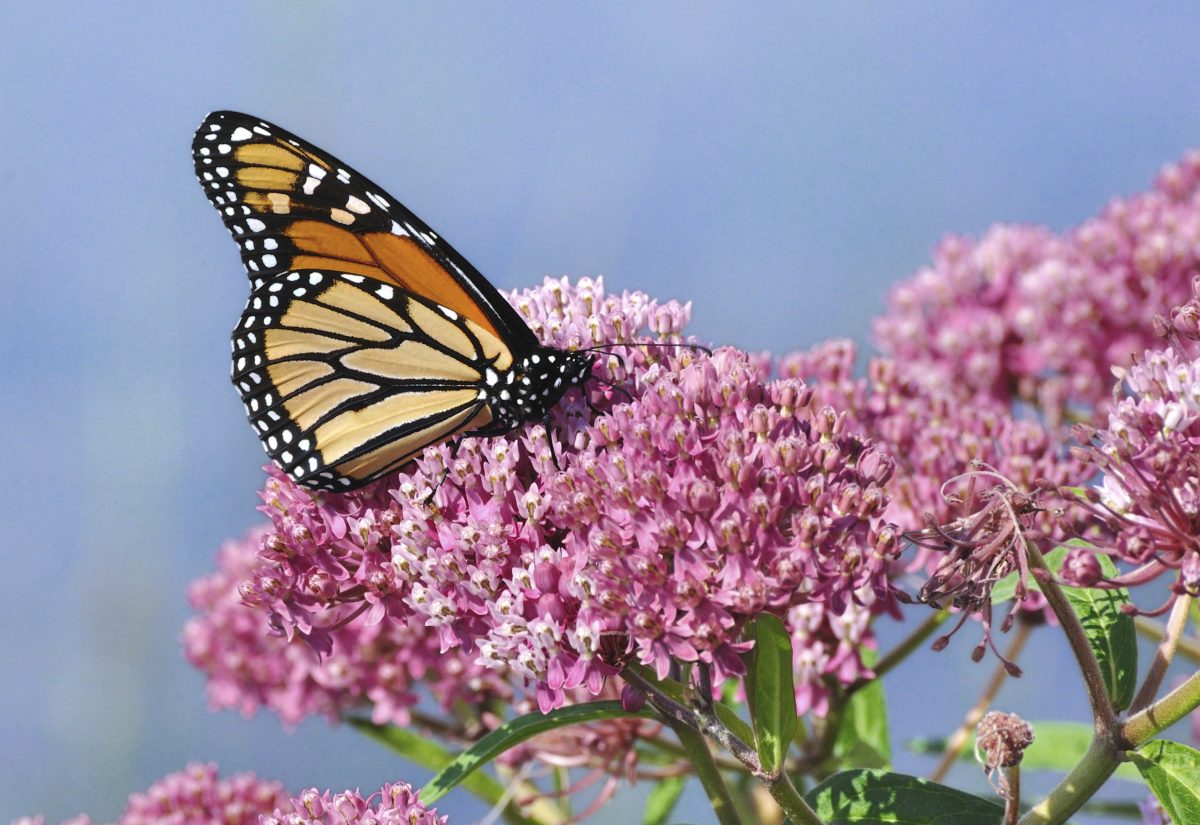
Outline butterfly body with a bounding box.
[195,111,594,491]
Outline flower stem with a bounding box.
[1003,766,1021,825]
[929,620,1031,783]
[1017,735,1118,825]
[1122,665,1200,746]
[667,718,746,825]
[1024,541,1118,737]
[845,608,948,697]
[1129,594,1192,713]
[1134,615,1200,663]
[759,769,824,825]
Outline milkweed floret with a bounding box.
[188,277,902,729]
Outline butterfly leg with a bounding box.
[542,414,563,471]
[423,437,465,504]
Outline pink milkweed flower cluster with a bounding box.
[1069,342,1200,612]
[12,763,290,825]
[263,782,445,825]
[187,276,901,729]
[873,151,1200,424]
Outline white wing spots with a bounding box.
[485,369,499,386]
[268,436,278,450]
[262,316,272,325]
[341,273,365,283]
[345,195,370,214]
[263,238,278,250]
[308,164,327,179]
[293,288,306,298]
[243,240,256,251]
[302,176,321,195]
[282,430,293,444]
[268,282,283,293]
[376,284,394,300]
[390,220,409,236]
[477,389,488,399]
[257,420,269,432]
[253,125,271,136]
[439,306,458,320]
[262,254,277,268]
[308,457,319,472]
[286,272,300,282]
[500,390,511,401]
[330,208,354,225]
[309,272,324,285]
[336,168,351,184]
[249,398,259,411]
[339,478,352,487]
[531,354,541,364]
[281,451,293,464]
[298,438,311,451]
[247,260,260,272]
[198,146,211,156]
[246,218,266,232]
[269,295,279,308]
[208,124,220,132]
[243,315,257,328]
[249,372,263,384]
[230,126,253,142]
[236,357,246,370]
[215,167,230,178]
[367,191,389,210]
[218,143,231,154]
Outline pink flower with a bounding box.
[13,764,289,825]
[263,781,445,825]
[873,150,1200,424]
[190,277,901,727]
[1070,344,1200,613]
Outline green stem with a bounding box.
[1025,542,1118,737]
[760,769,824,825]
[1122,666,1200,746]
[669,718,746,825]
[1130,594,1193,713]
[1018,736,1118,825]
[1134,615,1200,663]
[845,608,948,697]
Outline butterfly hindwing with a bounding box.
[193,111,539,353]
[232,269,505,489]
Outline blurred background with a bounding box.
[4,3,1200,823]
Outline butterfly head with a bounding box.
[484,347,596,432]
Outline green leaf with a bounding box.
[642,775,688,825]
[906,721,1143,783]
[992,540,1137,711]
[420,701,654,803]
[745,614,798,774]
[348,719,518,810]
[804,769,1003,824]
[833,658,891,769]
[1131,740,1200,823]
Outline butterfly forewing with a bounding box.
[232,269,503,489]
[192,111,538,352]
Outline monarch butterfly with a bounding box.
[192,111,595,491]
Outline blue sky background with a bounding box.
[4,3,1200,823]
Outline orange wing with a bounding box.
[192,111,539,353]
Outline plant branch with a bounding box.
[929,620,1031,783]
[1129,594,1193,713]
[1025,541,1118,737]
[1018,735,1119,825]
[1122,665,1200,747]
[1135,615,1200,664]
[667,717,745,825]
